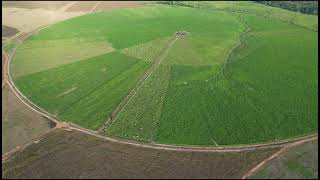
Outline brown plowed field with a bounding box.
[2,85,55,155]
[95,1,145,11]
[2,128,280,179]
[249,140,318,179]
[65,1,100,12]
[2,1,72,11]
[2,25,19,38]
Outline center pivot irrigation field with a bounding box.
[10,2,318,146]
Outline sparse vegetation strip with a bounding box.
[102,35,179,131]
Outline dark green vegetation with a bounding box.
[15,52,149,130]
[11,2,318,145]
[160,1,319,15]
[255,1,318,15]
[157,1,318,32]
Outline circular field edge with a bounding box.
[6,10,318,150]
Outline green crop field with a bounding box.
[10,2,318,145]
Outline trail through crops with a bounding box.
[102,34,180,131]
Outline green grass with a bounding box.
[161,32,243,66]
[120,36,171,62]
[15,52,150,130]
[26,5,244,49]
[4,39,18,53]
[156,15,317,145]
[11,37,114,79]
[59,60,150,130]
[105,5,244,143]
[107,65,171,141]
[166,1,318,31]
[107,5,317,145]
[12,3,318,144]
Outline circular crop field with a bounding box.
[10,2,318,146]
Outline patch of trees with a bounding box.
[157,1,194,8]
[255,1,318,15]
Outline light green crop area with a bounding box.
[170,1,318,31]
[107,65,171,141]
[11,2,318,145]
[121,37,172,62]
[15,52,150,130]
[11,37,114,79]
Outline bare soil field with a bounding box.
[95,1,145,11]
[2,25,19,38]
[2,128,280,179]
[248,140,318,179]
[65,1,100,12]
[2,1,72,11]
[2,85,55,155]
[2,7,85,33]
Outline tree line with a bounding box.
[255,1,318,15]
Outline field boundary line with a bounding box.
[159,3,317,32]
[2,127,55,162]
[153,66,172,142]
[91,1,102,12]
[3,11,318,162]
[241,135,318,179]
[58,1,78,13]
[57,59,140,116]
[101,34,179,131]
[221,13,251,76]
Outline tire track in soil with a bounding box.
[2,48,9,88]
[241,135,318,179]
[90,1,102,13]
[101,34,180,131]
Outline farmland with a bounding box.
[2,128,280,179]
[10,2,318,146]
[2,25,19,38]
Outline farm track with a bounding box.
[221,14,251,76]
[2,6,318,178]
[90,1,102,12]
[2,49,9,88]
[101,34,179,131]
[241,135,318,179]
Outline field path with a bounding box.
[2,49,9,88]
[90,1,102,12]
[58,1,78,13]
[221,14,251,76]
[101,34,180,131]
[241,135,318,179]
